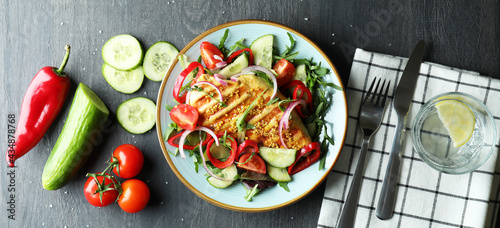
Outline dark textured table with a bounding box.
[1,1,498,227]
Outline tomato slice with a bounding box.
[170,104,199,131]
[200,41,224,69]
[237,153,266,174]
[273,59,295,86]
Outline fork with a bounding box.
[337,77,391,228]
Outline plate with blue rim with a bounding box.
[156,19,347,212]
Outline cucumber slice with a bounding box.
[267,164,292,182]
[207,164,237,189]
[102,34,143,70]
[250,34,274,69]
[143,41,179,81]
[259,146,296,168]
[117,97,156,134]
[219,53,249,77]
[292,64,307,85]
[102,63,144,94]
[42,83,109,190]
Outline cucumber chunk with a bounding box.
[117,97,156,134]
[219,53,249,77]
[102,34,143,70]
[143,41,179,81]
[250,34,274,69]
[259,146,296,168]
[102,63,144,94]
[42,83,109,190]
[267,164,292,182]
[207,164,237,189]
[292,64,307,85]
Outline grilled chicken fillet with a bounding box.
[188,74,312,150]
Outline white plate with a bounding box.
[156,20,347,212]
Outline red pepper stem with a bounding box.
[55,44,71,76]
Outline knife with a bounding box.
[376,40,425,220]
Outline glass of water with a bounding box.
[411,92,497,174]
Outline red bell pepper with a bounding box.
[206,133,238,169]
[6,45,72,167]
[173,62,205,103]
[288,142,321,175]
[282,80,313,118]
[236,139,259,157]
[293,85,313,118]
[167,130,213,150]
[226,48,254,66]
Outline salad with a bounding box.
[164,29,341,201]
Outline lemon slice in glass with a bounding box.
[435,100,475,147]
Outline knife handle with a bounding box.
[376,115,404,220]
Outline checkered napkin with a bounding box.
[317,48,500,228]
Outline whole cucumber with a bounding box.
[42,83,109,190]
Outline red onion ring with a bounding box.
[185,91,191,105]
[192,81,224,102]
[242,66,277,100]
[213,61,227,70]
[213,74,228,86]
[178,126,219,159]
[278,100,307,149]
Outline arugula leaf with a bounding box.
[165,104,174,111]
[218,29,230,55]
[266,97,280,106]
[236,89,267,132]
[163,122,180,141]
[279,33,296,58]
[188,86,227,107]
[243,184,260,201]
[228,38,248,55]
[278,182,290,192]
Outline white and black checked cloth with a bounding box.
[318,48,500,228]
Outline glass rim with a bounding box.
[411,91,497,174]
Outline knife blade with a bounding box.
[376,40,425,220]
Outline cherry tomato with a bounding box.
[200,41,224,69]
[237,153,267,174]
[118,179,150,213]
[273,59,296,86]
[111,144,144,179]
[83,173,120,207]
[170,104,199,131]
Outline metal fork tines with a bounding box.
[337,77,391,228]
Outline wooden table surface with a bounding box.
[1,0,498,227]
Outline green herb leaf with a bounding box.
[243,184,261,201]
[266,97,280,106]
[278,182,290,192]
[236,89,267,132]
[218,29,230,55]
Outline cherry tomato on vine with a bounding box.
[118,179,150,213]
[83,173,120,207]
[110,144,144,179]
